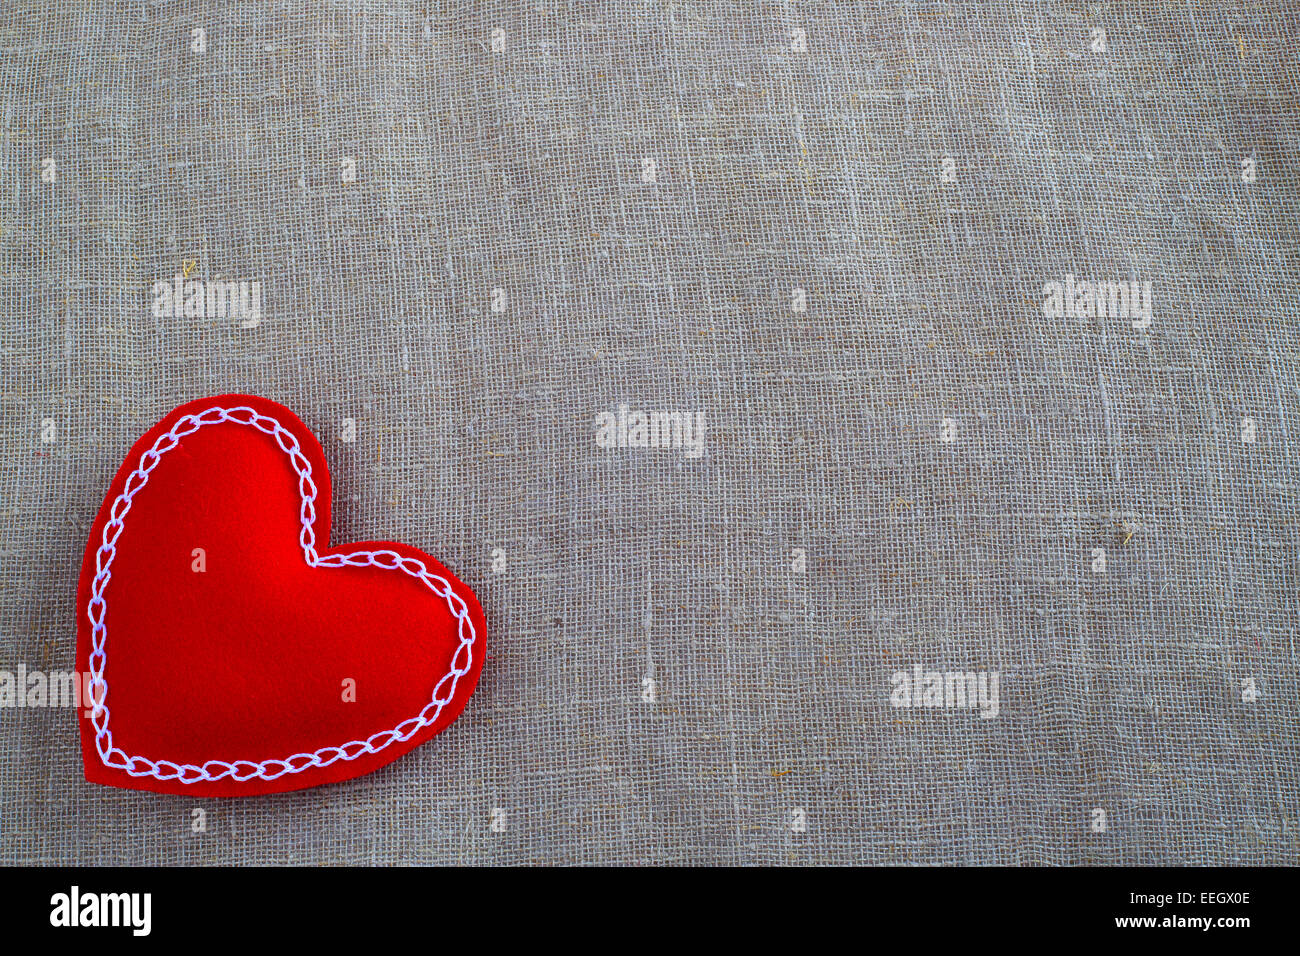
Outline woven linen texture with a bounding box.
[1,0,1297,864]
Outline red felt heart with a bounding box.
[75,394,486,796]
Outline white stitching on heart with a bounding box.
[85,404,477,785]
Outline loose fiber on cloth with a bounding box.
[1,0,1298,864]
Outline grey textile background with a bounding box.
[1,0,1298,864]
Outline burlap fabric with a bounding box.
[1,1,1297,864]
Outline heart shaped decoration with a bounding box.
[75,394,486,796]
